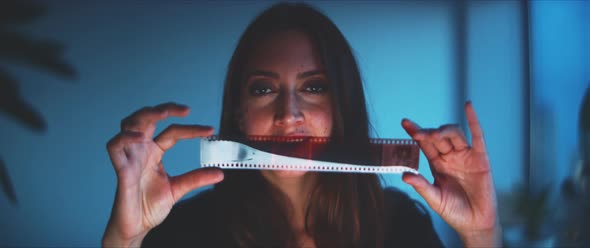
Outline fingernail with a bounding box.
[402,173,413,183]
[401,118,412,126]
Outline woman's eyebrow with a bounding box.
[246,69,325,79]
[246,70,279,79]
[297,69,325,79]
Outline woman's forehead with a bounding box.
[245,30,324,75]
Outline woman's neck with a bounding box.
[260,171,318,230]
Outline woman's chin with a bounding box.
[265,170,308,178]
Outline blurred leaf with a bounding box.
[581,85,590,161]
[0,0,46,26]
[499,184,554,240]
[561,178,577,199]
[0,157,18,205]
[0,69,46,131]
[0,31,77,79]
[498,190,524,226]
[581,85,590,130]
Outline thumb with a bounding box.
[169,167,224,202]
[402,173,441,211]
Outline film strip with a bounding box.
[200,162,419,174]
[200,135,420,174]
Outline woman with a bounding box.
[103,3,501,247]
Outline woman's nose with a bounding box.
[274,92,304,127]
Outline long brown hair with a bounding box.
[215,3,385,247]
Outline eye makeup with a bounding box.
[248,80,276,96]
[302,79,329,94]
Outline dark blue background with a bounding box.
[0,1,587,247]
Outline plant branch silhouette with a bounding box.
[0,0,77,206]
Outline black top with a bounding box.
[143,187,443,247]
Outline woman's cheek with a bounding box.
[307,102,333,136]
[241,105,273,135]
[313,110,332,136]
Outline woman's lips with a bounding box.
[285,133,309,137]
[273,131,310,137]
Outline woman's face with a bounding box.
[238,29,333,177]
[239,29,333,138]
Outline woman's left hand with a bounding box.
[401,101,501,247]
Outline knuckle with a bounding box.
[159,124,179,137]
[423,128,436,137]
[125,106,149,119]
[138,106,153,114]
[155,102,176,110]
[167,124,186,132]
[439,124,462,136]
[107,132,142,150]
[106,134,121,150]
[431,132,442,140]
[441,123,459,130]
[120,117,135,130]
[134,106,155,117]
[121,107,160,130]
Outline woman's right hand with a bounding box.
[102,102,224,247]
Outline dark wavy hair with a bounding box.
[215,3,385,247]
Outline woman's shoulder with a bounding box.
[382,186,431,226]
[382,187,444,247]
[159,188,218,225]
[174,188,217,212]
[383,187,428,214]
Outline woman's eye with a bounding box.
[248,82,274,96]
[304,81,329,94]
[251,87,272,95]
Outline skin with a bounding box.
[402,102,502,247]
[237,30,333,246]
[102,103,225,247]
[102,30,501,247]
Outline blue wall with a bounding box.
[2,1,583,246]
[530,0,590,194]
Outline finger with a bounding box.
[402,173,441,210]
[153,102,192,117]
[120,103,190,131]
[433,136,453,155]
[106,131,144,166]
[419,141,441,162]
[465,101,487,153]
[169,167,224,202]
[402,118,436,142]
[438,124,469,151]
[154,124,214,151]
[120,107,165,131]
[401,118,421,138]
[401,119,440,160]
[106,131,144,154]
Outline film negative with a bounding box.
[200,135,420,174]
